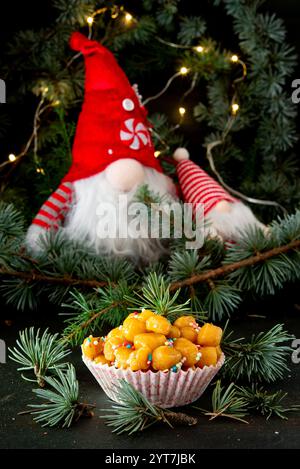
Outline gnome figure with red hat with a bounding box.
[26,32,176,263]
[173,147,266,241]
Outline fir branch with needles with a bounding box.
[100,379,197,435]
[62,282,135,345]
[221,323,294,383]
[194,381,249,423]
[27,364,94,428]
[236,386,300,420]
[125,272,194,321]
[195,381,300,423]
[9,327,71,387]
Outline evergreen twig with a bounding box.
[28,364,94,428]
[9,327,71,386]
[236,386,300,420]
[100,380,197,435]
[193,381,249,423]
[222,324,294,383]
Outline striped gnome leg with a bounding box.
[173,148,266,242]
[26,182,74,252]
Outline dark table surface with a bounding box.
[1,311,300,450]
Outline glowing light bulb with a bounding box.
[154,150,161,158]
[87,16,94,25]
[195,46,204,53]
[179,107,186,116]
[180,66,189,75]
[231,54,239,63]
[8,153,16,162]
[232,103,240,115]
[125,12,133,23]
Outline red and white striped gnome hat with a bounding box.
[173,148,237,216]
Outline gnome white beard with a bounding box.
[204,200,266,241]
[62,167,176,263]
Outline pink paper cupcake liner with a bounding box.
[82,353,225,408]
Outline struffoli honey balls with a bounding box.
[82,312,223,372]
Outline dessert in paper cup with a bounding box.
[82,310,225,408]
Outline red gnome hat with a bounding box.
[62,32,162,183]
[174,149,236,216]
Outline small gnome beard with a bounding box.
[205,200,266,241]
[61,167,176,263]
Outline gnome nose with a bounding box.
[105,159,145,192]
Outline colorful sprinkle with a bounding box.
[146,353,152,365]
[164,338,174,346]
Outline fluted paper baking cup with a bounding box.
[82,354,225,408]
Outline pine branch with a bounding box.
[169,239,300,291]
[237,385,300,420]
[62,302,118,345]
[27,364,94,428]
[193,380,249,423]
[195,380,300,422]
[126,272,192,320]
[62,283,134,345]
[221,324,294,383]
[1,238,299,292]
[100,379,197,435]
[9,327,71,386]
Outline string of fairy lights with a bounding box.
[2,6,245,176]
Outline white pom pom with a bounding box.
[173,147,190,162]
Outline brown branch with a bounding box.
[169,239,300,291]
[0,268,108,289]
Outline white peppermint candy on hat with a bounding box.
[120,118,150,150]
